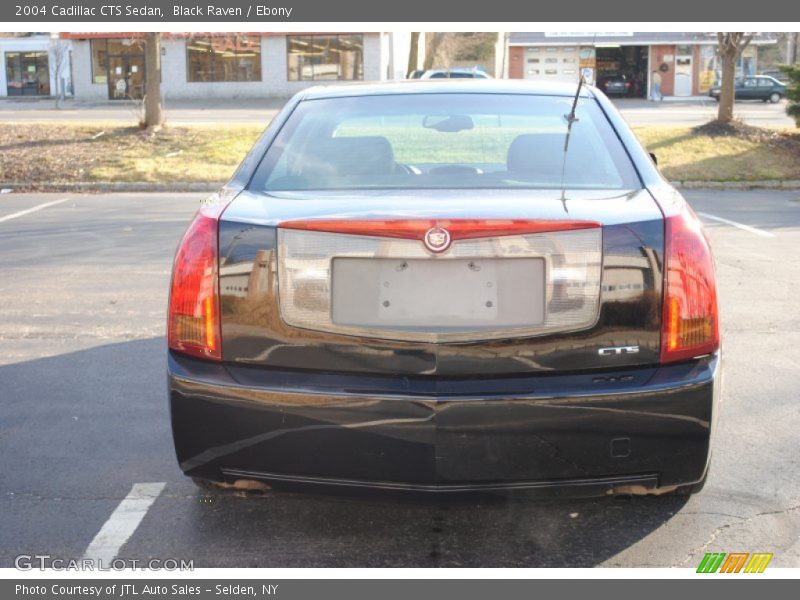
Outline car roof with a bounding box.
[296,79,595,100]
[426,67,484,73]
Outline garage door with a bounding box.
[523,46,580,84]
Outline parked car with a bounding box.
[597,74,631,96]
[708,76,787,103]
[419,67,491,79]
[168,81,720,497]
[759,69,790,85]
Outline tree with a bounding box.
[407,32,420,78]
[49,37,70,109]
[423,33,447,70]
[779,63,800,127]
[715,33,755,124]
[143,32,164,129]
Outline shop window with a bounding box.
[90,40,108,83]
[187,35,262,82]
[5,51,49,96]
[287,35,364,81]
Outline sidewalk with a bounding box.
[0,95,793,128]
[0,97,288,124]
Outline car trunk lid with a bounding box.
[218,188,664,375]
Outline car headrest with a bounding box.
[507,133,570,174]
[300,136,395,177]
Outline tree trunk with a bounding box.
[407,32,420,78]
[423,33,446,70]
[717,50,737,123]
[143,32,163,129]
[406,31,419,77]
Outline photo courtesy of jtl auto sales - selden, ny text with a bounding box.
[1,0,799,597]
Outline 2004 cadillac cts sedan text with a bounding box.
[167,80,720,497]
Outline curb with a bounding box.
[0,181,225,193]
[2,180,800,193]
[671,180,800,190]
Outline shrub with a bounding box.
[780,64,800,127]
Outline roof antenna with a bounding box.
[563,72,585,152]
[559,33,596,213]
[559,71,586,214]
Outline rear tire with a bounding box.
[769,92,781,104]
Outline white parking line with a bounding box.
[696,211,776,238]
[0,197,72,224]
[83,482,165,564]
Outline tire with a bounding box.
[769,92,781,104]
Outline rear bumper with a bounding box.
[169,353,720,496]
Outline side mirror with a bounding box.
[649,152,658,166]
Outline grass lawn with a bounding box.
[632,126,800,182]
[0,121,798,186]
[0,123,264,185]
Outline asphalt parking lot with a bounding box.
[1,189,798,568]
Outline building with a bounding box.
[507,32,778,98]
[0,34,73,98]
[60,32,390,102]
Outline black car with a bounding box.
[709,76,787,103]
[597,75,631,97]
[168,81,720,497]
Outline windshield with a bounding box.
[250,93,641,192]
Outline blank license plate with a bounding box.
[331,258,545,330]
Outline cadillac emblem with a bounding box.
[424,226,451,253]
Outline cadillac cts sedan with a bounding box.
[168,81,720,497]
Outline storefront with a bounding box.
[5,51,50,96]
[89,38,146,100]
[507,32,776,98]
[65,32,387,102]
[0,34,72,98]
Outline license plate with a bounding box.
[331,257,545,330]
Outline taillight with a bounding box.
[660,205,719,363]
[168,204,224,361]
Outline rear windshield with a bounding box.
[250,93,641,191]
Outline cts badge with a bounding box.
[598,345,640,356]
[423,226,451,253]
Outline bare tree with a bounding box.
[143,32,164,129]
[716,32,755,124]
[407,32,420,78]
[423,33,447,70]
[49,37,69,109]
